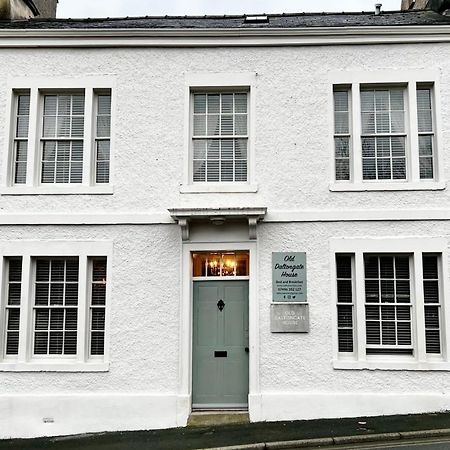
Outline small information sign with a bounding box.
[272,252,307,302]
[270,303,309,333]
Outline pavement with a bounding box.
[2,412,450,450]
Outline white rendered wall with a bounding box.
[0,41,450,438]
[0,222,449,437]
[0,44,448,213]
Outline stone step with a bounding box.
[187,411,250,427]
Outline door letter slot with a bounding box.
[214,351,227,358]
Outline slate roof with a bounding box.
[0,9,450,30]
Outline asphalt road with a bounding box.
[305,437,450,450]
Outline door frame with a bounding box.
[178,242,259,418]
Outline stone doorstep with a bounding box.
[203,427,450,450]
[187,411,250,427]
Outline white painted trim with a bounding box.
[333,360,450,370]
[180,183,258,193]
[2,90,15,188]
[329,181,446,191]
[0,362,109,372]
[408,80,420,181]
[330,237,447,253]
[2,208,450,225]
[18,256,31,363]
[184,72,257,88]
[0,186,114,195]
[0,240,113,255]
[1,26,450,48]
[433,76,445,183]
[178,241,259,423]
[330,68,440,85]
[354,252,366,361]
[351,82,362,183]
[9,76,116,89]
[82,88,94,186]
[181,72,257,193]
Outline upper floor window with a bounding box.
[192,92,248,184]
[181,72,257,194]
[3,78,113,195]
[331,73,444,191]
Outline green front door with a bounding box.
[192,280,249,408]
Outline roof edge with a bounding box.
[0,24,450,47]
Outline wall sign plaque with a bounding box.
[270,303,309,333]
[272,252,307,302]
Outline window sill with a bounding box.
[329,181,446,192]
[0,361,109,372]
[333,359,449,371]
[0,186,114,196]
[180,183,258,194]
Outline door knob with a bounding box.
[245,347,249,353]
[217,299,225,311]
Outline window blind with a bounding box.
[333,89,351,181]
[14,93,30,185]
[423,254,441,354]
[360,89,407,181]
[336,254,354,353]
[95,93,111,184]
[364,255,412,354]
[33,258,79,355]
[90,258,107,356]
[192,92,248,183]
[5,258,22,356]
[417,88,435,180]
[41,94,85,184]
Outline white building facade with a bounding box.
[0,9,450,439]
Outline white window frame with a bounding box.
[330,237,450,370]
[2,76,115,195]
[181,72,258,194]
[329,69,445,192]
[0,240,112,372]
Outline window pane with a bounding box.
[33,258,79,357]
[234,94,247,113]
[192,92,248,184]
[417,89,433,133]
[193,94,206,114]
[97,95,111,115]
[364,254,412,353]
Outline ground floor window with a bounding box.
[332,238,448,369]
[0,241,111,370]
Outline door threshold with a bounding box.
[192,408,248,413]
[187,410,250,427]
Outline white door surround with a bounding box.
[176,241,259,425]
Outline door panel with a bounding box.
[192,280,249,408]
